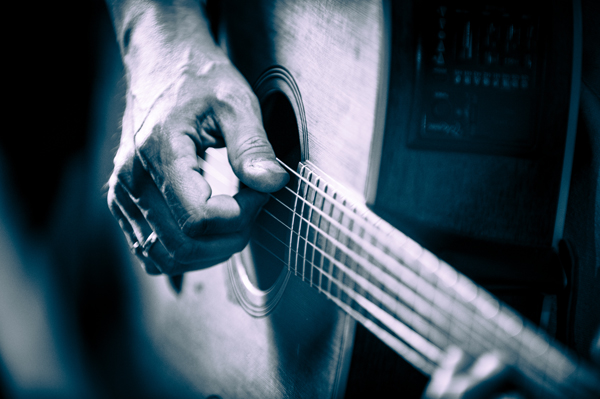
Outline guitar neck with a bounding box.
[259,161,600,399]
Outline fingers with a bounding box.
[109,63,290,275]
[424,346,468,399]
[107,180,162,275]
[459,352,511,399]
[109,151,264,275]
[423,347,517,399]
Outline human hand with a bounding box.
[424,323,600,398]
[422,346,525,399]
[106,0,289,275]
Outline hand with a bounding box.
[424,325,600,398]
[422,346,525,399]
[106,1,289,275]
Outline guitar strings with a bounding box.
[200,152,582,393]
[259,189,578,390]
[203,154,545,353]
[249,232,441,375]
[256,196,566,379]
[202,154,533,368]
[263,177,552,357]
[253,221,452,355]
[254,210,491,362]
[263,186,499,349]
[255,198,578,395]
[261,201,588,395]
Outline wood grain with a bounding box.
[222,0,386,199]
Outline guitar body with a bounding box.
[127,1,600,398]
[133,1,389,398]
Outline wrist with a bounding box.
[115,1,228,116]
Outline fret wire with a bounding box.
[330,198,344,301]
[249,237,443,368]
[322,185,337,295]
[325,191,337,297]
[341,200,357,312]
[347,212,362,316]
[334,195,349,301]
[318,187,331,294]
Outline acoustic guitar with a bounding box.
[132,0,600,397]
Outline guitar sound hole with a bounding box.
[261,91,301,170]
[245,90,301,291]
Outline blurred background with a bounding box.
[1,1,199,397]
[1,0,599,398]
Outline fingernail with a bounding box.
[250,160,288,175]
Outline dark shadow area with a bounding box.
[2,1,199,397]
[2,0,599,398]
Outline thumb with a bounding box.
[217,90,290,193]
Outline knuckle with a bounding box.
[213,83,257,113]
[233,135,273,166]
[135,124,162,157]
[113,151,138,189]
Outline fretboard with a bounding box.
[258,161,600,399]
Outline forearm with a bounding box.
[106,0,212,53]
[105,0,227,121]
